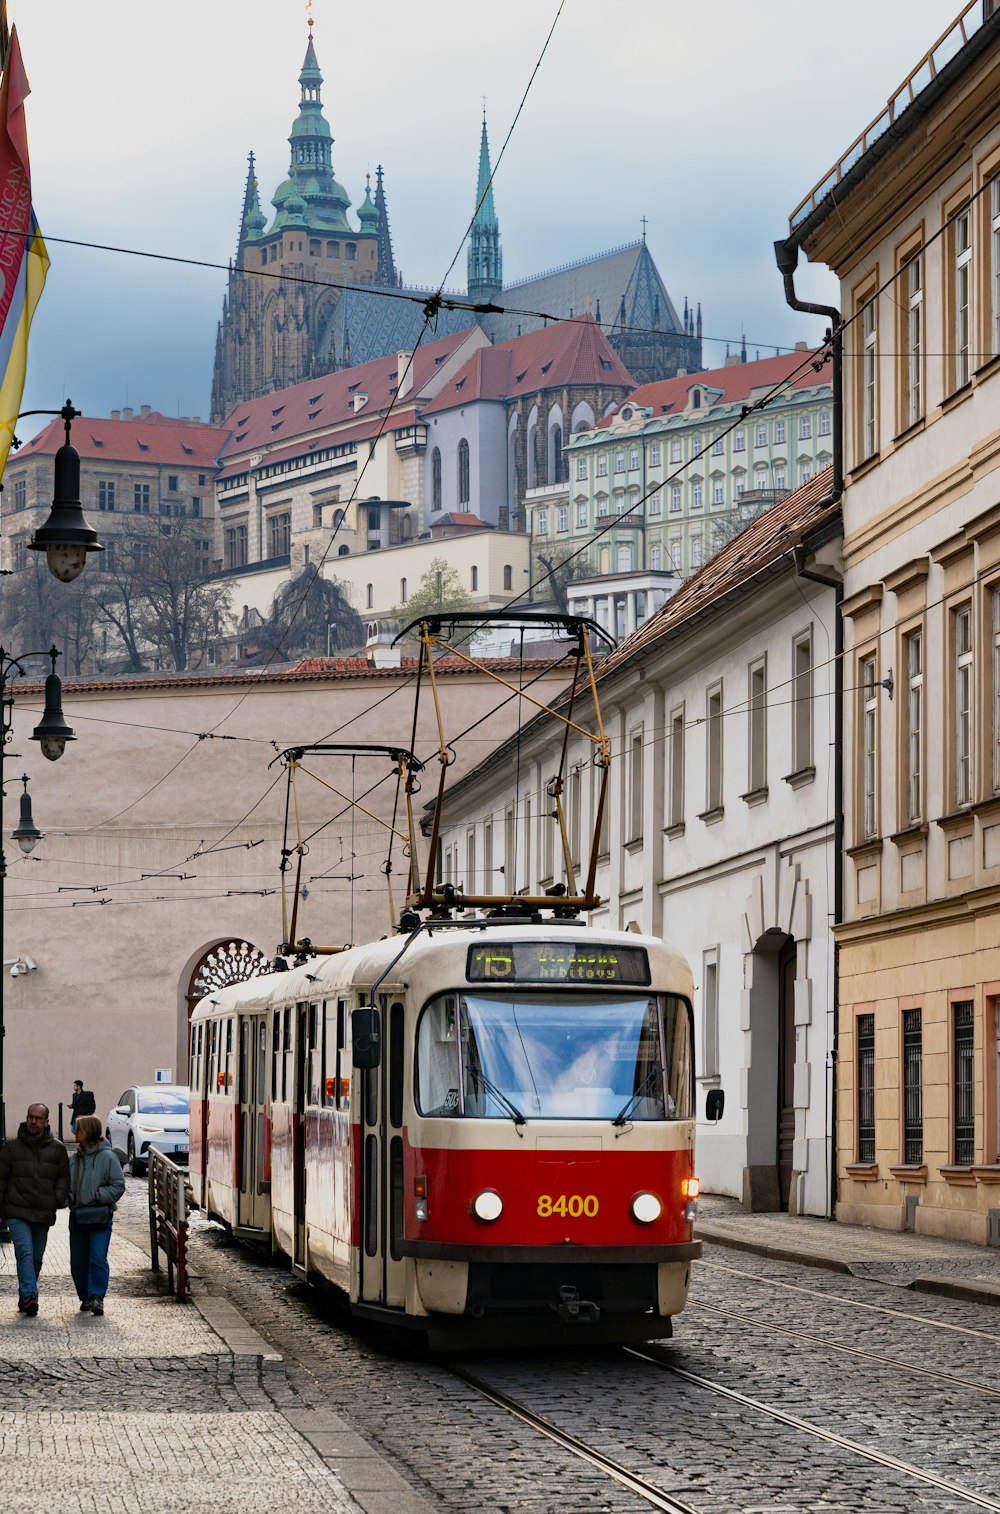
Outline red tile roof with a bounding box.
[218,328,480,461]
[18,413,227,467]
[420,315,633,415]
[597,348,830,427]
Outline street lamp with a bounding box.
[18,401,104,582]
[0,645,74,1206]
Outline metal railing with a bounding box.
[147,1148,188,1297]
[789,2,989,232]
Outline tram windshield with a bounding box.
[416,992,692,1121]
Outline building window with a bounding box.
[862,655,878,837]
[557,506,568,532]
[192,497,202,518]
[692,481,703,509]
[470,565,478,591]
[503,564,512,591]
[713,478,724,506]
[954,207,972,390]
[905,630,923,824]
[748,658,766,793]
[862,295,878,460]
[596,454,607,477]
[629,447,639,470]
[536,510,548,537]
[902,254,923,431]
[133,483,149,513]
[691,536,702,568]
[552,426,563,483]
[712,433,723,456]
[576,456,587,481]
[799,413,811,440]
[902,1007,923,1164]
[649,443,661,465]
[167,474,179,492]
[12,537,27,570]
[617,544,632,572]
[614,448,625,474]
[774,467,786,490]
[993,587,1000,793]
[614,492,626,516]
[457,438,470,505]
[775,419,786,444]
[669,705,685,827]
[755,467,767,492]
[400,577,408,604]
[669,440,681,463]
[670,539,681,571]
[650,542,661,570]
[268,512,291,557]
[733,429,745,453]
[649,490,661,516]
[12,478,25,509]
[755,423,767,447]
[953,1001,975,1165]
[366,583,374,609]
[431,447,442,511]
[670,486,681,512]
[792,629,813,774]
[596,494,608,518]
[992,175,1000,357]
[701,947,720,1080]
[706,683,723,812]
[955,605,973,806]
[98,480,115,511]
[857,1012,876,1162]
[818,410,831,437]
[224,523,248,569]
[628,729,643,841]
[576,500,587,528]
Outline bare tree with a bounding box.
[258,567,364,660]
[133,518,233,672]
[0,558,99,673]
[534,546,588,615]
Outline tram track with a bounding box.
[627,1344,1000,1512]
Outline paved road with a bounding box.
[125,1178,999,1514]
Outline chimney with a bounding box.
[111,410,121,421]
[122,407,133,420]
[192,416,201,424]
[353,392,369,414]
[140,405,151,419]
[396,353,412,399]
[794,340,808,351]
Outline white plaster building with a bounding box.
[434,473,842,1213]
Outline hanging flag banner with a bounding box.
[0,27,48,479]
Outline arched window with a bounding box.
[457,438,470,505]
[366,584,374,609]
[526,423,537,489]
[431,447,442,511]
[471,565,479,591]
[549,424,563,484]
[337,544,349,556]
[617,544,632,572]
[650,543,661,570]
[503,564,512,591]
[400,578,408,604]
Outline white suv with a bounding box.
[106,1085,190,1175]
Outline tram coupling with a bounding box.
[555,1285,600,1325]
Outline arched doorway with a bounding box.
[185,939,271,1013]
[744,929,797,1212]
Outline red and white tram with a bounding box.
[188,921,708,1345]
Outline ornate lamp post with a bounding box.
[17,401,104,581]
[0,647,74,1240]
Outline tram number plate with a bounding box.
[537,1194,599,1218]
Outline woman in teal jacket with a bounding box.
[69,1114,126,1315]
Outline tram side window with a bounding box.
[282,1006,292,1101]
[271,1012,281,1100]
[308,1002,321,1106]
[208,1020,219,1091]
[189,1023,201,1093]
[338,999,351,1109]
[224,1018,234,1093]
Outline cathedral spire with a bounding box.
[467,112,502,302]
[270,23,351,233]
[373,164,397,287]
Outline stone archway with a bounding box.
[741,861,812,1213]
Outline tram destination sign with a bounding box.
[466,942,651,986]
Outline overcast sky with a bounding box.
[14,0,954,434]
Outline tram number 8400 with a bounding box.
[537,1194,599,1218]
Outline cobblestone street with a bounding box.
[3,1179,999,1513]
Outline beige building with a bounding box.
[3,657,565,1136]
[784,2,1000,1242]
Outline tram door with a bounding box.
[357,995,407,1309]
[236,1015,269,1233]
[293,1003,308,1270]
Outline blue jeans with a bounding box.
[6,1217,50,1299]
[69,1217,113,1302]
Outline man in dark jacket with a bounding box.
[0,1103,70,1315]
[69,1080,96,1134]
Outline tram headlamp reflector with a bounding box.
[415,1198,428,1222]
[472,1189,503,1223]
[631,1192,662,1225]
[681,1177,701,1198]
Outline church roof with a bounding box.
[321,283,474,371]
[217,327,480,460]
[19,413,226,467]
[420,315,633,416]
[483,241,683,343]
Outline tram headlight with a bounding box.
[630,1191,662,1225]
[472,1189,504,1223]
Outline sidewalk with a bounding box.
[0,1213,434,1514]
[696,1193,1000,1307]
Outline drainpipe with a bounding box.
[777,235,843,1222]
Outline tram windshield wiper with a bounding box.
[613,1066,660,1127]
[468,1066,526,1126]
